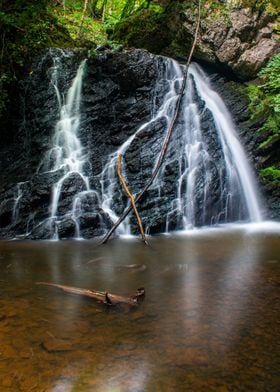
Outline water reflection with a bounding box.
[210,232,264,353]
[0,225,279,391]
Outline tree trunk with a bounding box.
[90,0,99,16]
[78,0,89,39]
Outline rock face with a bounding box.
[0,48,159,239]
[202,7,278,79]
[112,3,279,80]
[208,73,280,220]
[0,48,278,240]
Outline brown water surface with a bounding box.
[0,226,279,391]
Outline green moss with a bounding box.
[247,54,280,149]
[201,0,230,24]
[111,8,166,48]
[52,3,107,45]
[226,0,279,14]
[247,54,279,191]
[0,0,75,115]
[260,166,280,182]
[110,1,181,54]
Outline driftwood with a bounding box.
[117,154,149,245]
[101,1,201,244]
[36,282,145,307]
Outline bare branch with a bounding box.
[117,154,149,245]
[101,0,201,244]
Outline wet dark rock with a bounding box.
[26,219,56,240]
[0,49,157,239]
[78,210,113,239]
[0,47,278,239]
[0,199,14,228]
[57,218,76,239]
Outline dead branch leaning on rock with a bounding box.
[101,0,201,244]
[116,154,149,245]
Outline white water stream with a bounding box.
[33,52,262,239]
[38,51,89,238]
[189,64,262,223]
[100,59,262,234]
[100,58,183,234]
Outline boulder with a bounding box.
[111,3,279,80]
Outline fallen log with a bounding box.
[36,282,145,307]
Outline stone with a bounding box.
[216,37,242,63]
[230,8,254,39]
[42,338,73,352]
[111,3,279,80]
[234,38,279,78]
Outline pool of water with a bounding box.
[0,223,279,391]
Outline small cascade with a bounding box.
[153,62,263,231]
[37,50,90,238]
[100,59,262,234]
[12,182,26,223]
[50,59,88,234]
[188,64,262,223]
[99,58,183,235]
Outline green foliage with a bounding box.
[248,54,280,182]
[260,166,280,183]
[88,47,97,59]
[99,0,163,32]
[248,54,280,140]
[226,0,280,14]
[53,2,107,44]
[259,54,280,113]
[0,0,74,115]
[200,0,229,23]
[108,0,167,50]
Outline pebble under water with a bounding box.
[0,225,279,391]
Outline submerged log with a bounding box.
[36,282,145,307]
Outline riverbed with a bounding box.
[0,223,279,391]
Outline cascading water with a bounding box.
[37,51,89,238]
[0,49,265,240]
[160,62,262,231]
[100,59,262,234]
[188,64,262,223]
[99,58,183,235]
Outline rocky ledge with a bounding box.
[112,2,279,80]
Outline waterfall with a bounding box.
[100,59,262,234]
[161,62,262,231]
[37,50,90,239]
[188,64,262,223]
[0,49,264,240]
